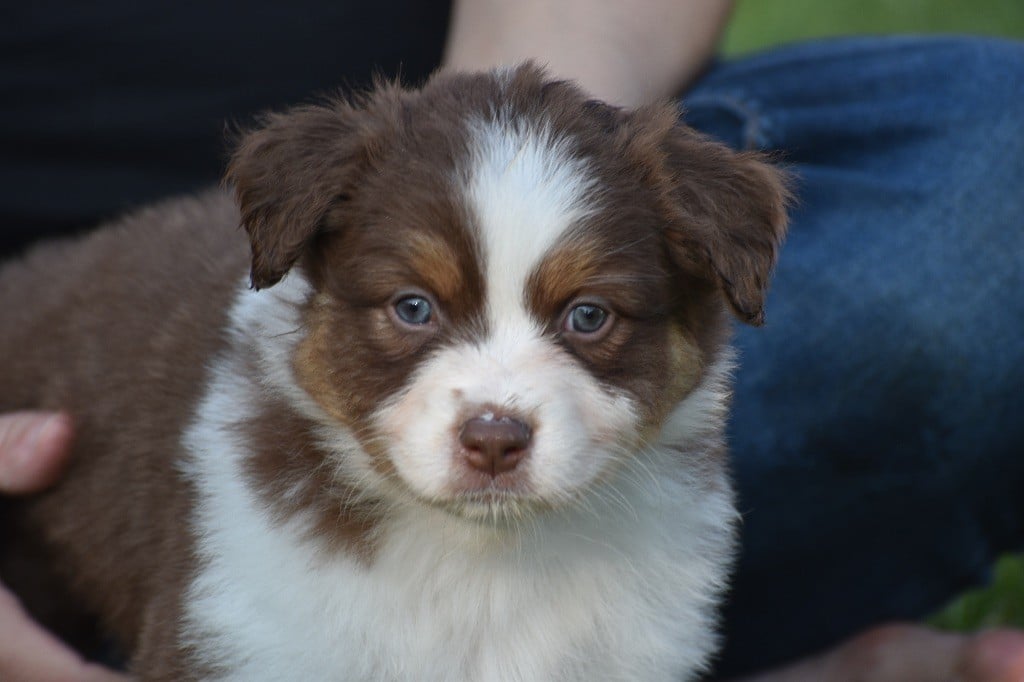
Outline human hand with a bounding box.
[0,411,128,681]
[0,412,74,493]
[733,623,1024,682]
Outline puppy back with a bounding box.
[0,189,248,671]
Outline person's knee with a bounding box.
[926,39,1024,140]
[906,39,1024,233]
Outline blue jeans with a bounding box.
[683,37,1024,677]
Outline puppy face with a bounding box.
[228,65,788,521]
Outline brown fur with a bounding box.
[0,64,787,679]
[240,395,383,563]
[0,191,247,677]
[231,64,787,453]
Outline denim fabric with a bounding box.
[683,37,1024,677]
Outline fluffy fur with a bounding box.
[0,65,788,681]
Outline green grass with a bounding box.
[720,1,1024,634]
[723,0,1024,56]
[931,555,1024,631]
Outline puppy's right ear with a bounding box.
[225,103,368,290]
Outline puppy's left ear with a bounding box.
[225,102,369,290]
[657,122,791,326]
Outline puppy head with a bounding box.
[227,64,788,521]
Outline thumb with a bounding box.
[0,412,74,493]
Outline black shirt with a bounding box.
[1,0,451,254]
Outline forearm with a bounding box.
[443,0,734,106]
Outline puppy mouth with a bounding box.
[432,488,557,524]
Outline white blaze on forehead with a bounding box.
[367,120,637,504]
[462,117,598,329]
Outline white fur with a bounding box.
[463,115,597,333]
[182,119,737,681]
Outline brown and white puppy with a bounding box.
[0,65,787,681]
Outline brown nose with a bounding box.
[459,416,531,476]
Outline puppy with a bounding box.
[0,65,788,681]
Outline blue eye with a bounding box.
[568,304,607,334]
[394,296,432,325]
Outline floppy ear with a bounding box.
[225,102,370,290]
[657,121,791,326]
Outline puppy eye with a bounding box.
[567,304,607,334]
[394,296,433,325]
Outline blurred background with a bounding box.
[721,0,1024,634]
[723,0,1024,55]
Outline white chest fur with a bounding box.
[181,280,736,682]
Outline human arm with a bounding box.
[443,0,735,106]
